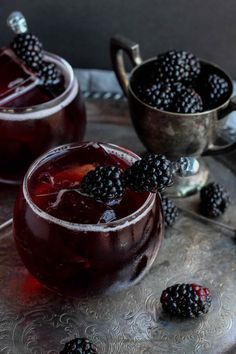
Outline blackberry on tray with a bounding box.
[161,196,178,227]
[200,182,230,217]
[60,337,97,354]
[161,283,212,318]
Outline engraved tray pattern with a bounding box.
[1,94,236,354]
[1,158,236,354]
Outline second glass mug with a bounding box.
[13,142,164,297]
[0,52,86,185]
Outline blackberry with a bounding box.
[155,50,201,83]
[205,74,230,107]
[136,82,182,111]
[11,32,43,70]
[125,153,173,193]
[39,61,61,86]
[174,87,203,113]
[161,196,178,227]
[161,283,211,318]
[60,337,97,354]
[200,182,230,217]
[80,165,125,203]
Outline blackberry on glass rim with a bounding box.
[11,32,43,70]
[125,153,173,193]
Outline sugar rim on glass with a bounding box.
[0,51,79,120]
[23,142,156,232]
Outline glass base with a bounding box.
[166,158,209,197]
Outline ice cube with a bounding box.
[98,209,117,223]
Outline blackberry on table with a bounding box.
[174,86,203,113]
[80,165,125,203]
[155,50,201,83]
[200,182,230,217]
[11,32,43,70]
[60,337,97,354]
[161,196,178,227]
[161,283,211,318]
[39,61,61,86]
[124,153,173,193]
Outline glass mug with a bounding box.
[13,142,164,297]
[0,52,86,184]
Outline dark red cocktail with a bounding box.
[13,142,163,296]
[0,51,86,184]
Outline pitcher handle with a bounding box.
[110,35,142,96]
[203,96,236,155]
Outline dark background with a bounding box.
[0,0,236,77]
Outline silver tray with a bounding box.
[1,98,236,353]
[0,156,236,354]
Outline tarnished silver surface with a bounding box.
[0,99,236,353]
[167,159,209,197]
[0,157,235,353]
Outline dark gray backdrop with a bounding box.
[0,0,236,77]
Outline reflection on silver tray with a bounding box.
[1,156,236,354]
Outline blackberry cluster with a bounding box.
[60,338,97,354]
[124,153,173,193]
[137,82,202,113]
[11,32,43,70]
[80,154,174,204]
[11,32,61,86]
[80,166,125,203]
[155,50,200,83]
[161,196,178,227]
[160,283,211,318]
[200,182,230,217]
[135,50,230,112]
